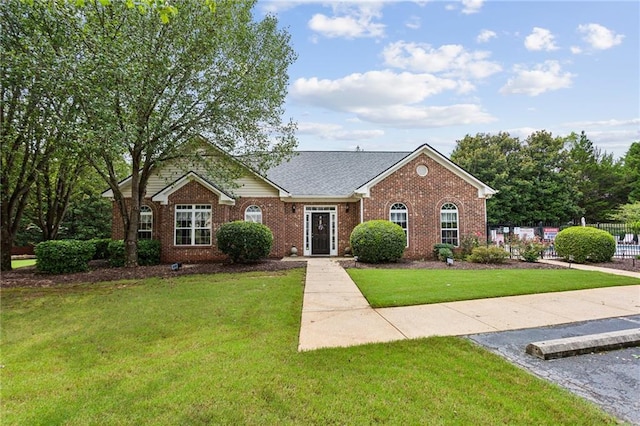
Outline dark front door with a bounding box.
[311,212,330,255]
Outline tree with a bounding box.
[623,142,640,203]
[0,2,81,271]
[70,0,297,267]
[566,131,627,222]
[451,131,581,224]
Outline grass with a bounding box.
[1,269,620,425]
[10,258,36,269]
[347,268,639,308]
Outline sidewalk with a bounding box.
[298,258,640,351]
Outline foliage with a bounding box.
[107,240,126,267]
[216,221,273,263]
[433,243,455,260]
[437,247,454,262]
[554,227,616,263]
[90,238,112,260]
[459,234,481,257]
[609,202,640,224]
[108,239,161,267]
[511,235,547,262]
[565,131,628,222]
[348,269,637,308]
[623,142,640,203]
[0,0,82,271]
[350,220,406,263]
[467,246,509,264]
[34,240,95,274]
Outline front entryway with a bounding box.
[311,212,330,255]
[304,206,337,256]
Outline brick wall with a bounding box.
[363,153,487,259]
[110,153,487,262]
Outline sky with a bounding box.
[256,0,639,159]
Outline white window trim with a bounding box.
[138,205,153,240]
[174,204,212,246]
[389,202,409,247]
[440,203,459,247]
[303,206,338,256]
[244,205,263,224]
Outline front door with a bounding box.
[311,212,331,255]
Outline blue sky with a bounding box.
[257,0,639,159]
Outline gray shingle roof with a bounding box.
[265,151,410,196]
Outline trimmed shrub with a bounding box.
[554,226,616,263]
[216,221,273,263]
[437,247,454,262]
[107,239,161,267]
[90,238,111,260]
[108,240,126,267]
[35,240,96,274]
[468,246,509,264]
[433,243,455,260]
[138,240,161,266]
[350,220,406,264]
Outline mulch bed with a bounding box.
[2,257,638,289]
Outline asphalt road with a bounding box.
[468,315,640,425]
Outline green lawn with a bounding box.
[10,258,36,269]
[1,269,620,425]
[348,268,639,308]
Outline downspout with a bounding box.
[360,197,364,224]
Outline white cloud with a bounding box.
[500,60,575,96]
[291,70,463,110]
[570,46,582,55]
[524,27,559,51]
[461,0,484,14]
[405,15,421,30]
[562,118,640,128]
[356,104,496,128]
[476,29,497,43]
[308,3,385,39]
[577,23,624,50]
[290,71,496,128]
[382,41,502,80]
[297,122,385,140]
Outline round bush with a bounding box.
[349,220,406,264]
[467,246,509,264]
[107,239,161,267]
[35,240,96,274]
[216,221,273,263]
[554,226,616,263]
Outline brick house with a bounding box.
[104,144,496,262]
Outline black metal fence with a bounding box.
[487,222,640,260]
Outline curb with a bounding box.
[525,328,640,360]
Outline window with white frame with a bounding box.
[244,205,262,223]
[175,204,212,245]
[389,202,408,246]
[138,205,153,240]
[440,203,459,246]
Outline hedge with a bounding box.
[216,221,273,263]
[107,239,161,267]
[35,240,96,274]
[349,220,406,263]
[554,226,616,263]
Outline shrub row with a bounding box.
[35,239,161,273]
[216,221,273,263]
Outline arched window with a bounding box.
[389,203,408,247]
[244,205,262,224]
[138,205,153,240]
[440,203,459,246]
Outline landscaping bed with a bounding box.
[1,259,307,288]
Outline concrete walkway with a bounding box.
[298,258,640,351]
